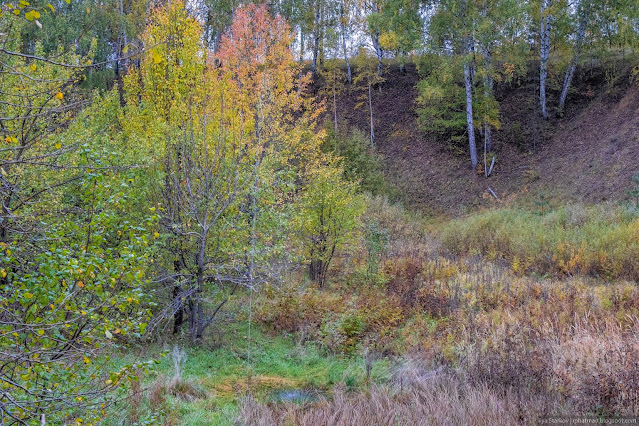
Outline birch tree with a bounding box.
[539,0,553,120]
[427,0,479,170]
[363,0,385,75]
[557,0,591,116]
[354,51,385,146]
[339,0,355,83]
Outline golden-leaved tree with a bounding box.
[218,3,364,289]
[123,2,362,341]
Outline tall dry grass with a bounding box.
[250,198,639,423]
[239,319,639,425]
[238,364,554,425]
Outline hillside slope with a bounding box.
[330,64,639,214]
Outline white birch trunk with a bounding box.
[368,82,375,145]
[558,4,588,114]
[340,3,352,84]
[370,2,383,76]
[540,0,552,120]
[464,61,478,171]
[312,0,321,76]
[483,46,493,177]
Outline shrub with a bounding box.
[363,219,389,279]
[256,286,344,336]
[322,127,389,196]
[319,312,367,354]
[626,172,639,212]
[299,162,365,287]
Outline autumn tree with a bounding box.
[124,3,347,339]
[557,0,591,115]
[216,3,361,289]
[423,0,479,170]
[420,0,527,173]
[371,0,423,72]
[473,0,527,173]
[416,54,469,150]
[363,0,385,75]
[539,0,553,120]
[338,0,357,83]
[122,2,249,342]
[300,161,364,287]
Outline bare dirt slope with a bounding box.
[530,81,639,204]
[329,63,639,214]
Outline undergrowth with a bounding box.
[114,197,639,424]
[246,198,639,423]
[105,321,387,425]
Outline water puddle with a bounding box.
[269,389,326,404]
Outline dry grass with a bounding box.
[250,199,639,423]
[238,365,553,425]
[148,374,207,403]
[550,319,639,415]
[440,204,639,280]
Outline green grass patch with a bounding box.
[103,321,386,425]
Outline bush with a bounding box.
[322,127,390,196]
[626,172,639,211]
[256,286,344,337]
[319,312,367,354]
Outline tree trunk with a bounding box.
[193,226,207,342]
[369,2,383,76]
[309,258,320,279]
[464,61,478,171]
[368,82,375,145]
[333,84,338,132]
[558,5,588,115]
[115,0,128,107]
[188,295,195,341]
[371,32,383,76]
[539,0,552,120]
[299,27,305,91]
[172,285,184,334]
[484,125,492,177]
[311,0,321,77]
[195,291,204,341]
[318,4,325,67]
[172,258,185,334]
[340,4,352,84]
[483,46,494,176]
